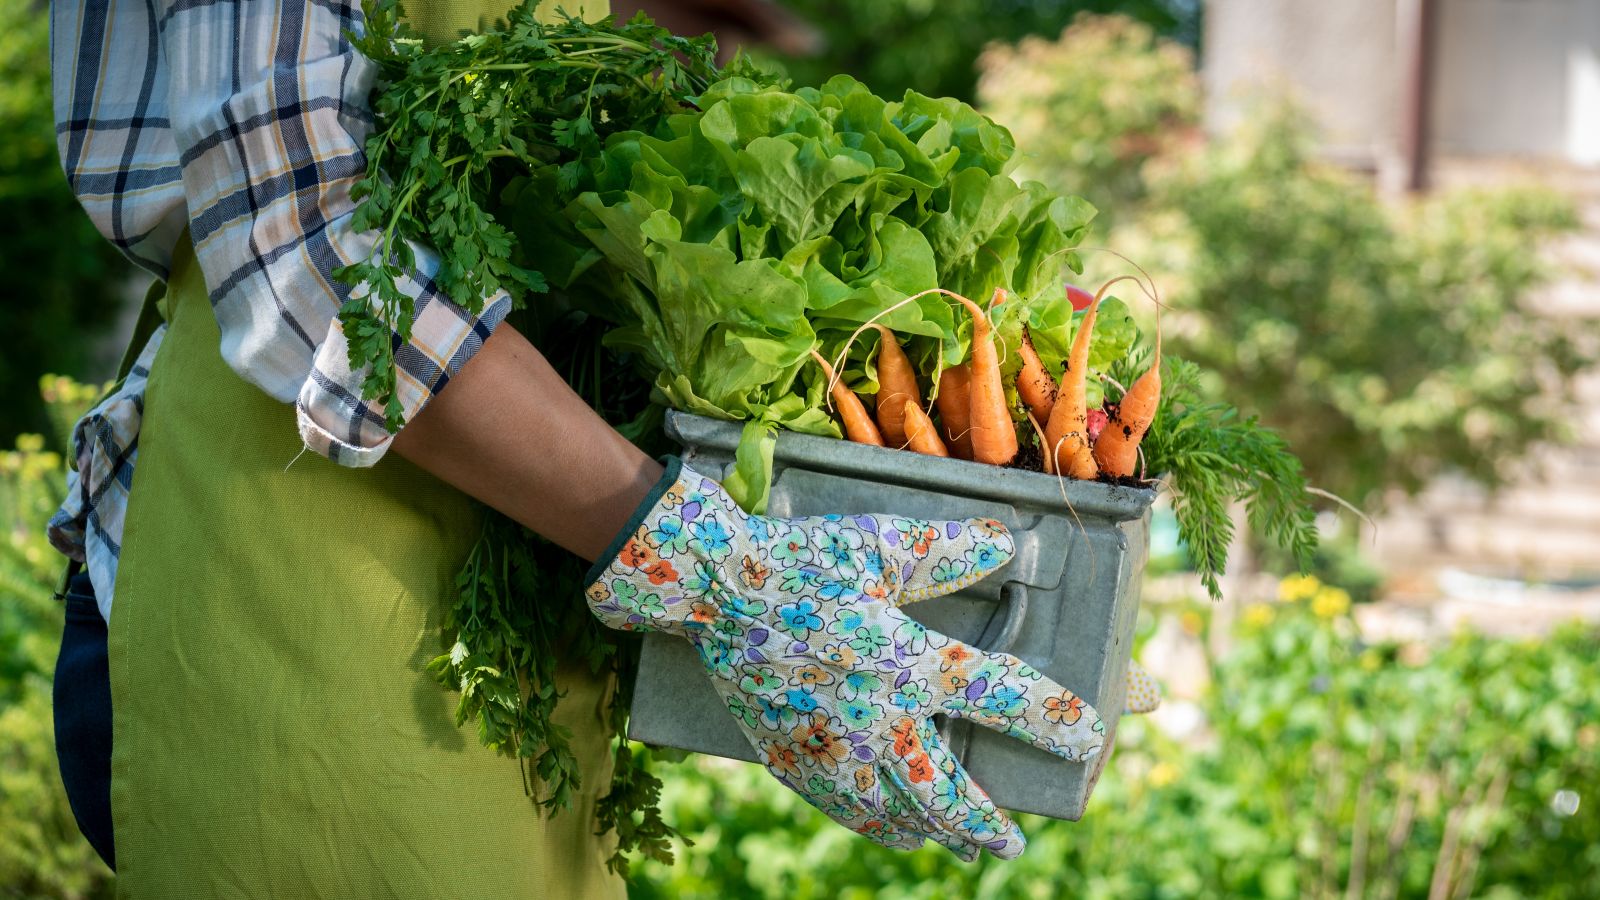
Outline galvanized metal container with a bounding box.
[628,411,1157,820]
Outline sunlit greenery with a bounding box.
[765,0,1198,104]
[977,13,1201,226]
[0,0,130,447]
[5,5,1598,898]
[1151,113,1590,507]
[0,378,114,899]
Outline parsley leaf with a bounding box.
[339,0,718,430]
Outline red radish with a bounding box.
[1065,283,1095,312]
[1087,407,1109,443]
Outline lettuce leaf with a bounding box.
[532,74,1101,510]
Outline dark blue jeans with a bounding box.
[53,569,116,870]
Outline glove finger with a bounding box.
[878,716,1026,860]
[934,644,1106,764]
[875,761,980,863]
[1124,659,1162,714]
[693,655,927,853]
[875,516,1015,605]
[839,760,931,853]
[840,803,928,855]
[764,753,927,854]
[894,717,1027,860]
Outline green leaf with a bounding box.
[721,418,777,513]
[732,135,874,248]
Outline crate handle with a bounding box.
[937,580,1029,763]
[982,580,1029,655]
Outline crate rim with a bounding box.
[666,410,1159,523]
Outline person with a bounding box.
[47,0,1148,895]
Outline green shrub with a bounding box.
[976,14,1201,226]
[975,17,1596,513]
[764,1,1197,106]
[0,377,114,898]
[1153,109,1593,508]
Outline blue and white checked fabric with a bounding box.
[46,0,511,619]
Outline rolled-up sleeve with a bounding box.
[159,0,509,466]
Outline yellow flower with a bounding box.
[1277,573,1321,603]
[1242,604,1275,628]
[1311,586,1352,619]
[1359,649,1381,672]
[1578,724,1599,749]
[1148,762,1180,788]
[1180,611,1204,635]
[15,434,45,453]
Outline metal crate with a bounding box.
[627,411,1157,820]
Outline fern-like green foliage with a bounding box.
[1129,354,1318,599]
[429,511,685,875]
[337,0,723,428]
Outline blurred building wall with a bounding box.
[1204,0,1400,168]
[1434,0,1600,163]
[1206,1,1600,598]
[1205,0,1600,171]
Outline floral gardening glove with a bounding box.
[584,458,1105,860]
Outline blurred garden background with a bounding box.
[4,0,1599,896]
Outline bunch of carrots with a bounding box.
[815,282,1162,482]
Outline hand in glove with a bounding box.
[584,458,1105,860]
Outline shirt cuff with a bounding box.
[295,287,513,468]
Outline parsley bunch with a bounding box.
[433,512,684,875]
[337,0,718,427]
[342,0,718,873]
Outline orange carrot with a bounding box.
[1093,328,1161,478]
[951,288,1018,465]
[1016,325,1057,425]
[872,325,922,448]
[935,363,975,460]
[811,349,884,446]
[1043,292,1100,479]
[901,400,950,457]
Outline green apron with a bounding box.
[108,4,620,896]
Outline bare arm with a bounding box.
[392,324,663,562]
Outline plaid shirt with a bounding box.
[46,0,510,620]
